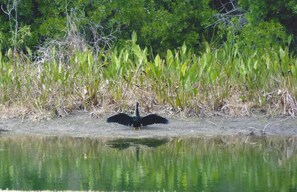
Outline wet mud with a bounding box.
[0,112,297,138]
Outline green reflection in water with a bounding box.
[0,136,297,191]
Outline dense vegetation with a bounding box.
[1,0,296,53]
[0,0,297,118]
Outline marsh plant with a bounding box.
[0,31,297,118]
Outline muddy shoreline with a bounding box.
[1,112,297,139]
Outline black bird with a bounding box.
[107,102,168,128]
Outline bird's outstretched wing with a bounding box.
[141,114,168,126]
[107,113,134,126]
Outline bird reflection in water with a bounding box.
[107,138,169,161]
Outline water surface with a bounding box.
[0,136,296,191]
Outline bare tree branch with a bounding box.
[1,0,19,62]
[207,0,247,32]
[35,9,117,65]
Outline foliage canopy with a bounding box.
[0,0,296,54]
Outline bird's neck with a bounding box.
[135,103,140,118]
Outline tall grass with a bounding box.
[1,35,297,118]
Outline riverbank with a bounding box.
[1,111,296,138]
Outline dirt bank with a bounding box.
[0,112,297,138]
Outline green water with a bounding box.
[0,136,296,191]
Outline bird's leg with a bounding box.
[134,127,141,131]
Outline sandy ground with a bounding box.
[0,112,297,138]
